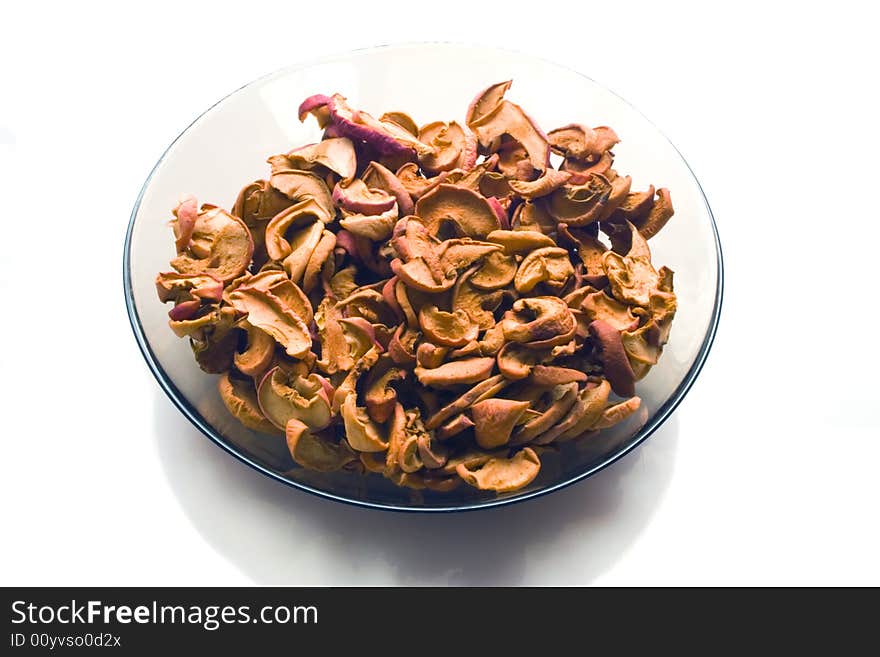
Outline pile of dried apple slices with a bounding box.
[156,81,676,494]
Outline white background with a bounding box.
[1,1,878,586]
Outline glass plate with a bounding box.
[124,43,723,512]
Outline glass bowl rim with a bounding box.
[122,42,724,513]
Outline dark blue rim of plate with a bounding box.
[123,42,724,513]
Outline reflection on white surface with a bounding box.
[155,392,679,586]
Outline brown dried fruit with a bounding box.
[588,320,636,397]
[228,287,312,358]
[218,372,277,434]
[157,81,678,495]
[548,124,619,162]
[418,121,478,174]
[414,357,496,388]
[514,247,574,293]
[286,420,358,472]
[233,321,275,378]
[455,447,541,493]
[470,398,531,449]
[415,184,501,238]
[418,305,479,347]
[501,297,576,348]
[341,393,389,453]
[171,205,254,282]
